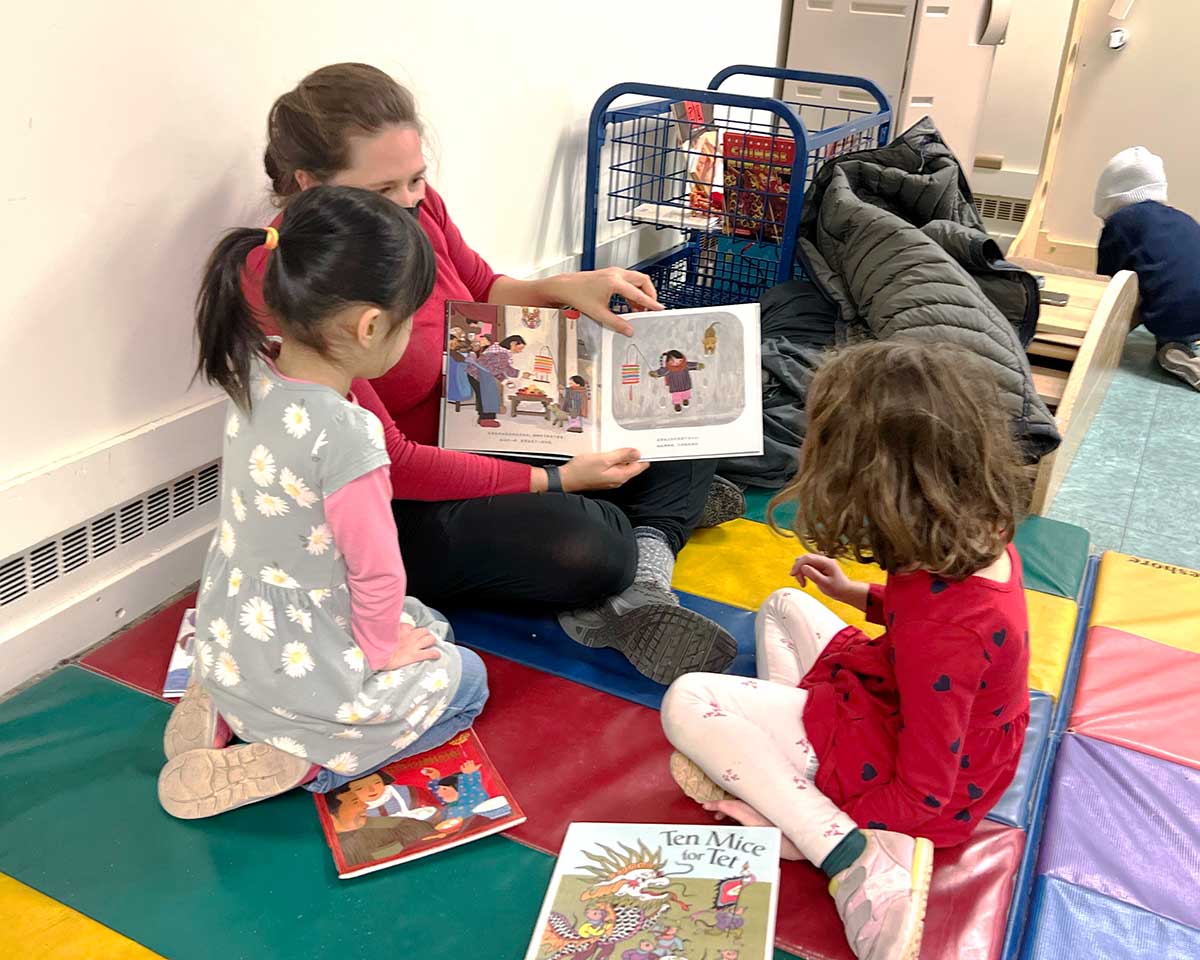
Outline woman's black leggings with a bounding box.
[392,458,716,610]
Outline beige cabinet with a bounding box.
[783,0,1012,166]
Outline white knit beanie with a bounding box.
[1094,146,1168,219]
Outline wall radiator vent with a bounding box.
[977,193,1029,225]
[0,461,220,609]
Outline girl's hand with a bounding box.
[560,449,650,491]
[543,268,664,336]
[383,622,441,671]
[791,554,855,603]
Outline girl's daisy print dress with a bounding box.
[195,356,462,774]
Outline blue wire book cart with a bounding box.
[582,65,892,310]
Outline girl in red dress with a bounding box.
[662,340,1032,960]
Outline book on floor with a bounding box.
[313,728,526,880]
[524,821,781,960]
[440,301,762,462]
[162,608,197,699]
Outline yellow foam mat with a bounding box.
[1089,551,1200,654]
[676,519,1077,698]
[0,873,162,960]
[1025,591,1078,699]
[675,519,887,634]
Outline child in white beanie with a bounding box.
[1095,146,1200,389]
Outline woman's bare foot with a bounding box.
[703,798,805,861]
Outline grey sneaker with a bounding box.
[698,475,746,528]
[1157,341,1200,391]
[158,743,311,819]
[163,680,220,760]
[558,582,737,684]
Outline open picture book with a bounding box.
[525,822,781,960]
[440,301,762,462]
[313,728,525,879]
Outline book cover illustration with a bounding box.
[162,607,197,699]
[723,132,794,242]
[526,823,780,960]
[314,728,525,879]
[442,301,595,459]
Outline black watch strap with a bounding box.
[544,465,563,493]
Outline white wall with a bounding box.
[969,0,1074,199]
[0,0,782,490]
[1042,1,1200,247]
[0,1,782,691]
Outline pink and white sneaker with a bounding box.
[828,829,934,960]
[163,681,231,760]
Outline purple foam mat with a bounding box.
[1038,733,1200,930]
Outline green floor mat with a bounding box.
[1012,515,1091,599]
[0,667,552,960]
[744,488,1089,600]
[743,487,795,528]
[1,667,809,960]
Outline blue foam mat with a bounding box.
[1020,876,1200,960]
[987,691,1053,830]
[1002,555,1101,960]
[444,590,756,709]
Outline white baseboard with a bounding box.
[0,524,211,695]
[0,396,225,560]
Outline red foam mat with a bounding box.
[77,592,195,698]
[1069,626,1200,770]
[81,601,1023,960]
[476,654,1025,960]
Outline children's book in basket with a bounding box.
[723,132,795,242]
[441,301,762,463]
[525,822,781,960]
[313,729,525,879]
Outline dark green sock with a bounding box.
[820,829,867,879]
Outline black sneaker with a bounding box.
[558,583,737,684]
[698,475,746,529]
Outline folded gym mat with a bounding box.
[1038,733,1200,930]
[0,667,555,960]
[1020,875,1200,960]
[988,691,1053,830]
[1070,626,1200,771]
[1089,551,1200,654]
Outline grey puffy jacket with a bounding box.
[798,118,1061,460]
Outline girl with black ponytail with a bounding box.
[159,185,490,821]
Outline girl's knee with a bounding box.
[661,673,713,735]
[758,587,833,627]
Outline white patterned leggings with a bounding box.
[661,588,860,865]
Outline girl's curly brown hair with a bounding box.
[769,339,1030,579]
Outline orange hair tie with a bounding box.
[263,226,279,250]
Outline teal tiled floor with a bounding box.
[1046,328,1200,569]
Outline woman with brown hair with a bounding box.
[242,63,739,684]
